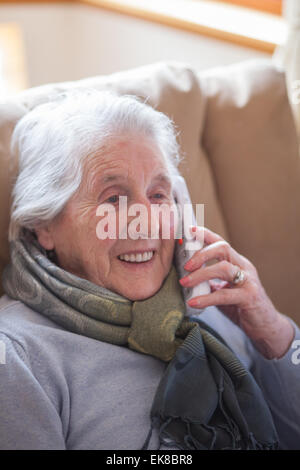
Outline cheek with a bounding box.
[86,222,118,268]
[169,219,176,239]
[76,205,108,245]
[78,227,117,279]
[155,205,178,239]
[62,207,113,258]
[161,238,175,261]
[96,240,116,262]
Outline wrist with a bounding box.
[251,313,295,360]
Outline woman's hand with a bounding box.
[179,226,295,360]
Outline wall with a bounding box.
[0,2,270,88]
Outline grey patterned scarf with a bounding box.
[2,233,279,450]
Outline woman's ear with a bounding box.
[35,226,55,251]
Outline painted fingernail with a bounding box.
[178,238,183,245]
[179,276,190,286]
[184,260,193,270]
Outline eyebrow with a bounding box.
[151,173,173,187]
[100,174,126,184]
[99,172,172,187]
[90,173,124,192]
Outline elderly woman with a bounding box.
[0,90,299,451]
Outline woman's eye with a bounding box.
[106,195,119,204]
[152,193,165,200]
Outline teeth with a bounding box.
[119,251,154,263]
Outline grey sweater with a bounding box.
[0,293,299,450]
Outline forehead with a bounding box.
[84,137,171,184]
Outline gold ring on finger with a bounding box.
[232,268,246,286]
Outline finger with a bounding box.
[191,226,226,245]
[184,239,246,272]
[180,261,243,287]
[187,285,243,309]
[184,226,224,252]
[185,226,234,270]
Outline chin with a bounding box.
[120,282,163,301]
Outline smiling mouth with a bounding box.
[118,251,155,263]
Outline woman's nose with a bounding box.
[127,196,159,240]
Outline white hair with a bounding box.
[9,89,181,241]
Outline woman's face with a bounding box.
[36,136,177,300]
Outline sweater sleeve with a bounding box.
[247,316,300,450]
[0,332,66,450]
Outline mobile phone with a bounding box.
[172,175,211,311]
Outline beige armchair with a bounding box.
[0,59,299,323]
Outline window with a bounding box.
[0,23,28,98]
[216,0,283,15]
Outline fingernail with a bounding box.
[188,299,199,307]
[184,260,193,270]
[179,276,190,286]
